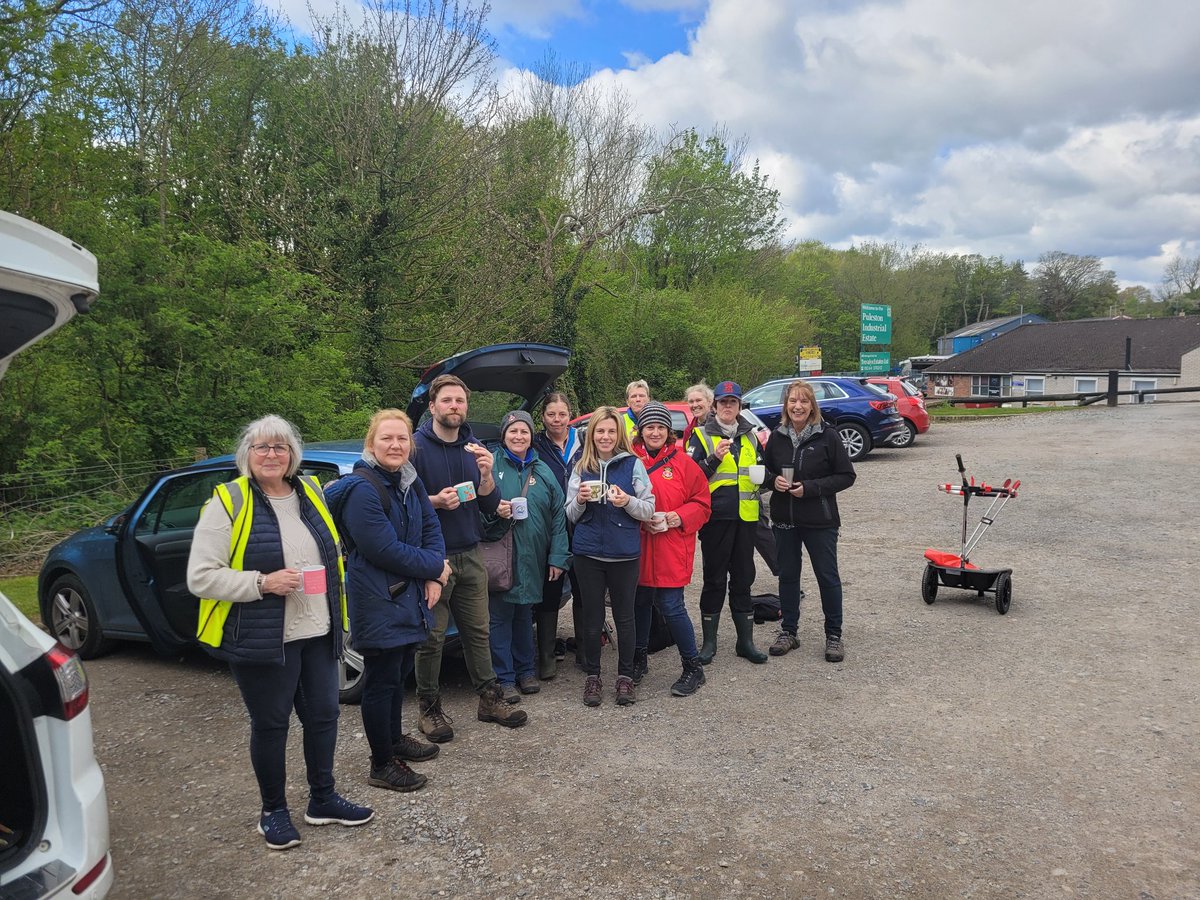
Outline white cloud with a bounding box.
[572,0,1200,285]
[487,0,585,39]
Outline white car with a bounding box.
[0,211,113,898]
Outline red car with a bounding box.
[866,377,930,448]
[570,402,770,448]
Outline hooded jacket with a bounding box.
[764,422,856,529]
[411,419,501,554]
[633,442,711,587]
[565,451,655,559]
[480,449,570,604]
[324,459,446,651]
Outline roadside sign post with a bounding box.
[860,304,892,345]
[859,351,891,374]
[796,344,822,374]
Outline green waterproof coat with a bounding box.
[480,449,571,604]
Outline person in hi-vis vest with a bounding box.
[688,382,769,666]
[187,415,373,851]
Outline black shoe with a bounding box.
[698,614,719,665]
[393,732,439,762]
[369,760,427,793]
[554,638,567,661]
[670,657,707,697]
[631,647,648,684]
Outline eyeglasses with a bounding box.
[251,443,291,457]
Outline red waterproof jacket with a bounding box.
[633,442,712,587]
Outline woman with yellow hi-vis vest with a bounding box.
[688,381,768,665]
[187,415,373,852]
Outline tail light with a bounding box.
[868,400,896,412]
[73,854,109,894]
[46,643,89,720]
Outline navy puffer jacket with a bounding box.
[325,460,446,651]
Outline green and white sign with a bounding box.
[860,304,892,345]
[859,351,891,374]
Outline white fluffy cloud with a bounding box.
[578,0,1200,286]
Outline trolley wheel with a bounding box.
[921,564,938,604]
[994,571,1012,615]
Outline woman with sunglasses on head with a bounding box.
[564,406,655,707]
[187,415,373,851]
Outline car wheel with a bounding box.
[837,422,871,461]
[45,574,115,659]
[338,631,365,704]
[891,420,918,448]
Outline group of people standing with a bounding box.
[186,372,855,851]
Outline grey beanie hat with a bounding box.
[499,410,536,439]
[637,401,673,431]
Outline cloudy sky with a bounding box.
[284,0,1200,289]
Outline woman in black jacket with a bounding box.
[763,380,856,663]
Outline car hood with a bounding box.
[405,343,570,423]
[0,212,99,381]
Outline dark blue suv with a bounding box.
[742,376,904,462]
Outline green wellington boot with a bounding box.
[698,614,719,665]
[732,611,768,664]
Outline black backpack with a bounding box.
[326,467,391,553]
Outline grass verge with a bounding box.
[0,575,40,623]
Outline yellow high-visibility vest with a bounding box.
[196,475,347,647]
[692,429,760,522]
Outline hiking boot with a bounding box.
[554,638,567,661]
[698,614,719,665]
[769,629,800,657]
[498,683,522,704]
[418,695,454,743]
[304,793,375,826]
[615,675,636,706]
[518,674,541,694]
[478,684,528,727]
[368,760,427,793]
[631,647,649,684]
[583,675,602,707]
[825,634,845,663]
[732,611,768,664]
[393,732,439,762]
[257,808,301,850]
[670,657,707,697]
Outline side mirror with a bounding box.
[104,513,128,535]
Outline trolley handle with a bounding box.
[956,454,965,474]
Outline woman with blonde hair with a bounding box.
[564,406,655,706]
[324,409,450,793]
[764,381,856,663]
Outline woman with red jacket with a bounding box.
[631,402,712,696]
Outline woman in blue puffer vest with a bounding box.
[324,409,450,794]
[565,406,655,708]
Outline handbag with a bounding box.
[480,468,533,593]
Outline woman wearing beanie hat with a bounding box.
[480,411,570,701]
[631,402,712,697]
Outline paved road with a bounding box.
[85,402,1200,898]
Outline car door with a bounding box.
[115,462,343,652]
[114,466,239,652]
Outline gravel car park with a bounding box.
[75,402,1200,898]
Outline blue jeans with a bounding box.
[774,526,843,638]
[488,596,535,686]
[634,586,699,660]
[361,643,418,768]
[229,634,339,811]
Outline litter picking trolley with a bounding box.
[922,454,1021,614]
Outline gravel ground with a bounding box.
[85,402,1200,899]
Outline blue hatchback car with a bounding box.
[38,343,571,703]
[743,376,904,462]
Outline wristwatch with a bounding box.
[256,573,266,595]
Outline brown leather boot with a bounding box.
[417,695,454,743]
[477,684,528,728]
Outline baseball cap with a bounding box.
[713,381,742,400]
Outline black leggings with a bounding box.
[574,556,639,678]
[360,643,418,769]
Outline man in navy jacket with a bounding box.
[412,375,528,738]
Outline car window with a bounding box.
[744,382,788,406]
[299,465,342,486]
[135,470,232,535]
[901,381,921,397]
[809,381,846,401]
[863,382,891,398]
